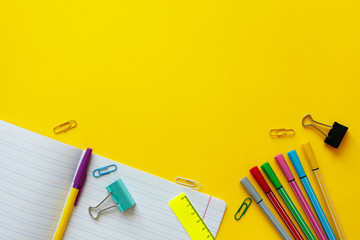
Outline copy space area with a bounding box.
[1,0,359,238]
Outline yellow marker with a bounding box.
[302,142,347,240]
[169,193,215,240]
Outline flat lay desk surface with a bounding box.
[1,1,359,239]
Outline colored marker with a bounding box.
[240,177,292,240]
[288,150,336,240]
[303,142,346,240]
[275,154,327,240]
[250,166,304,240]
[261,162,316,240]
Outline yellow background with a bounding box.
[1,0,359,239]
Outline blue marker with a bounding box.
[287,150,336,240]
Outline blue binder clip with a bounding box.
[93,164,117,178]
[88,179,136,219]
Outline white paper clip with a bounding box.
[175,177,201,190]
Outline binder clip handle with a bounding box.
[302,114,348,148]
[88,192,118,220]
[302,114,331,137]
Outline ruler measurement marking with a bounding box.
[169,193,215,239]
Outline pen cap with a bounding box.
[302,142,319,170]
[240,177,262,203]
[287,150,306,178]
[274,154,294,182]
[261,162,282,189]
[250,166,271,193]
[74,148,92,188]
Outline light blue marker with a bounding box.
[288,150,336,240]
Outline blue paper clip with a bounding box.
[93,164,117,178]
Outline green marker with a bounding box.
[261,162,316,240]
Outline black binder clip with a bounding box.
[302,114,348,149]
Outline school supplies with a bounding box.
[303,142,347,240]
[93,164,117,178]
[275,154,327,240]
[0,120,226,240]
[53,148,92,240]
[234,198,252,220]
[302,114,348,148]
[250,166,304,240]
[288,150,336,240]
[169,193,215,240]
[89,178,136,219]
[261,162,316,240]
[240,177,292,240]
[53,120,77,134]
[175,177,201,190]
[270,129,295,137]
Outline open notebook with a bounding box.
[0,120,226,240]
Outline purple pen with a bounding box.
[53,148,92,239]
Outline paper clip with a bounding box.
[269,129,295,137]
[93,164,117,178]
[234,198,252,220]
[302,114,348,148]
[175,177,201,190]
[53,120,77,134]
[89,179,136,220]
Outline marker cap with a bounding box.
[261,162,282,189]
[250,166,271,193]
[240,177,262,203]
[274,154,294,182]
[302,142,319,170]
[287,150,306,178]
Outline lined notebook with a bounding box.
[0,120,226,240]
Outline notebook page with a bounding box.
[64,154,226,240]
[0,120,83,240]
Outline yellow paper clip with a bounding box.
[53,120,77,134]
[269,128,295,137]
[175,177,201,190]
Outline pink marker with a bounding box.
[275,154,327,240]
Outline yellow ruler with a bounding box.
[169,193,215,240]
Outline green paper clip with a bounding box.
[234,198,252,220]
